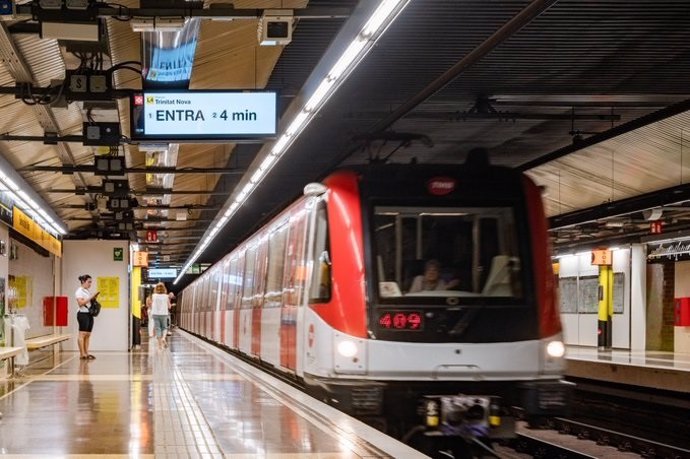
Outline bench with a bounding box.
[26,334,71,351]
[0,346,23,378]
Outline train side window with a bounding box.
[309,202,331,303]
[233,253,245,310]
[253,235,269,308]
[219,260,230,311]
[201,275,210,311]
[241,245,256,309]
[211,266,221,311]
[266,223,288,308]
[283,210,308,306]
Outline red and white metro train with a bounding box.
[178,151,570,453]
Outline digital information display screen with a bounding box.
[378,311,423,331]
[146,268,177,279]
[130,91,277,141]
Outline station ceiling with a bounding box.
[2,0,690,287]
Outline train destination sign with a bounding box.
[130,91,277,141]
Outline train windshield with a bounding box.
[373,206,523,300]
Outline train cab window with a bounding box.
[308,201,331,303]
[373,206,522,300]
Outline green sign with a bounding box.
[113,247,123,261]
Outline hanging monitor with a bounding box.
[130,90,277,142]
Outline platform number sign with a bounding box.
[113,247,123,261]
[591,249,612,266]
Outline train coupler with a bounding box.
[421,395,516,440]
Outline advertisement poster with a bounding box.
[10,275,30,309]
[96,277,120,309]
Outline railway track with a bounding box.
[194,334,690,458]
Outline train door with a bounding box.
[211,266,222,343]
[251,235,269,358]
[239,245,256,355]
[282,208,308,371]
[224,257,239,348]
[191,282,199,333]
[233,251,245,350]
[184,291,190,329]
[219,258,230,346]
[201,274,211,337]
[197,280,204,335]
[263,220,289,367]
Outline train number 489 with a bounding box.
[378,311,423,331]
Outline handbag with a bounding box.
[90,299,102,317]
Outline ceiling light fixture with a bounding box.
[174,0,411,285]
[0,168,66,236]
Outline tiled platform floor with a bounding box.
[0,330,424,458]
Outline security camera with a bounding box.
[258,9,294,46]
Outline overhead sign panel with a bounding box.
[130,91,277,141]
[147,268,177,279]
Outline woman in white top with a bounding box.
[151,282,171,350]
[75,274,99,359]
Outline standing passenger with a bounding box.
[146,294,154,338]
[75,274,99,359]
[151,283,171,350]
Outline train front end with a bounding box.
[304,157,570,446]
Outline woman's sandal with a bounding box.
[87,355,96,359]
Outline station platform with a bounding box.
[565,346,690,393]
[0,330,426,458]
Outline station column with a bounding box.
[593,249,614,349]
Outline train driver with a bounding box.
[408,259,459,292]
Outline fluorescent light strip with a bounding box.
[285,111,309,137]
[271,135,291,155]
[305,78,336,112]
[328,37,367,80]
[362,0,403,37]
[0,172,66,236]
[174,0,410,285]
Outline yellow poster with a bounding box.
[10,276,31,309]
[96,276,120,309]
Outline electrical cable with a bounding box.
[107,3,132,21]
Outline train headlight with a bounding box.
[546,340,565,358]
[337,340,358,358]
[333,332,366,374]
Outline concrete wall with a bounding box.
[61,240,130,352]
